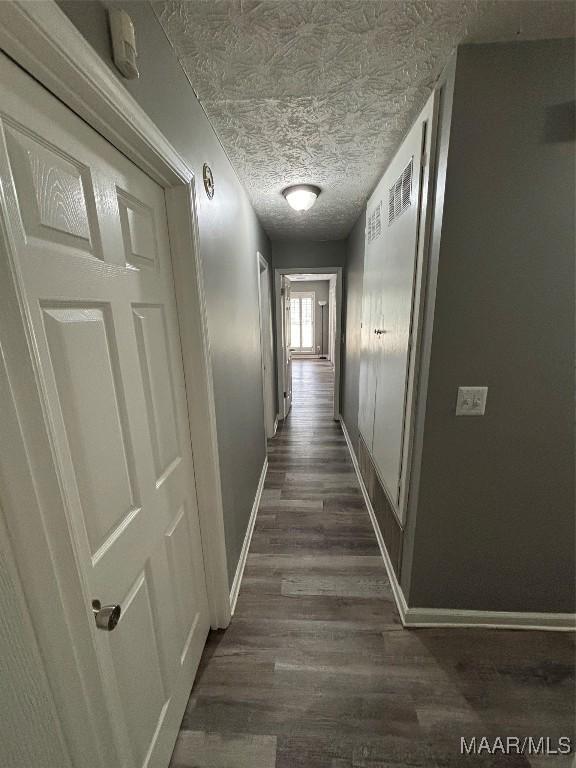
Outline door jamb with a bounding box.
[274,271,289,420]
[0,3,230,760]
[256,251,275,440]
[274,267,343,421]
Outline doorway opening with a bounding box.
[257,252,276,439]
[274,268,342,422]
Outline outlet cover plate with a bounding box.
[456,386,488,416]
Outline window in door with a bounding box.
[290,291,315,353]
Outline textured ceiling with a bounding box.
[153,1,575,240]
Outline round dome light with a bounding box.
[282,184,320,212]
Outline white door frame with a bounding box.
[328,276,337,362]
[0,3,230,765]
[274,267,343,420]
[256,251,276,439]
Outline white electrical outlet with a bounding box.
[456,386,488,416]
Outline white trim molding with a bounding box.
[0,1,190,187]
[230,457,268,615]
[275,267,343,421]
[340,417,575,633]
[166,185,230,630]
[402,607,576,632]
[339,417,409,623]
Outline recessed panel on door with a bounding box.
[132,304,181,485]
[42,305,138,558]
[165,505,199,660]
[4,125,99,255]
[117,188,157,270]
[109,568,167,767]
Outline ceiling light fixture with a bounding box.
[282,184,320,212]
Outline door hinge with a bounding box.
[280,287,285,296]
[421,150,428,167]
[283,391,287,398]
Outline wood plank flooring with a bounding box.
[171,360,575,768]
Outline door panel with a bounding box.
[118,189,158,269]
[109,570,168,768]
[4,123,100,255]
[357,215,381,449]
[132,304,181,483]
[371,94,435,514]
[0,52,209,768]
[258,261,275,437]
[280,275,292,417]
[42,304,138,557]
[165,504,201,655]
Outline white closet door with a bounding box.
[281,275,293,416]
[0,53,209,767]
[358,212,382,449]
[371,93,435,516]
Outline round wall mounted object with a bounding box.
[203,163,215,199]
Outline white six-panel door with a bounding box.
[0,53,209,767]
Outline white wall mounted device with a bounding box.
[109,8,139,80]
[456,386,488,416]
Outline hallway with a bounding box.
[170,359,574,767]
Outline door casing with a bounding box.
[274,267,343,421]
[358,92,439,527]
[256,251,276,438]
[0,3,231,766]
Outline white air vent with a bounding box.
[367,201,382,243]
[388,158,413,225]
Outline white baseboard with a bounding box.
[339,416,575,633]
[339,416,409,624]
[403,606,575,632]
[229,456,268,615]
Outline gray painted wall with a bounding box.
[57,0,271,585]
[400,54,457,599]
[341,40,575,615]
[408,39,575,613]
[290,280,330,355]
[272,239,347,269]
[341,212,365,454]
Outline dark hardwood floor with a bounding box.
[171,360,575,768]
